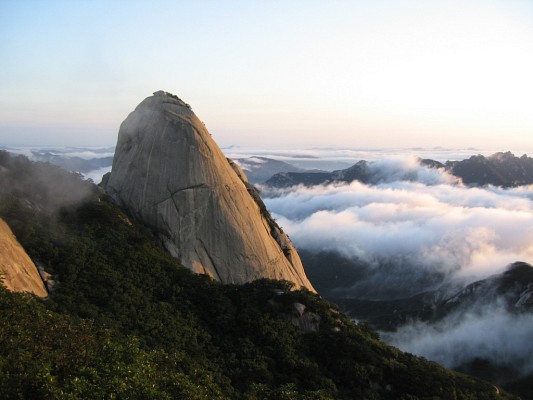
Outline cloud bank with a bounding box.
[224,146,533,171]
[383,307,533,377]
[262,157,533,377]
[262,159,533,294]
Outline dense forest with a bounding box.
[0,151,515,399]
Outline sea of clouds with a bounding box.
[260,155,533,376]
[223,145,533,171]
[262,156,533,289]
[3,146,115,160]
[1,146,114,183]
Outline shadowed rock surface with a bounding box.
[446,151,533,187]
[0,218,47,297]
[104,91,314,291]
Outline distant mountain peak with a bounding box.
[488,151,515,162]
[450,151,533,187]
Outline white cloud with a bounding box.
[260,154,533,377]
[383,308,533,375]
[83,166,112,184]
[263,166,533,288]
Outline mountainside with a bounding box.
[265,151,533,188]
[333,262,533,398]
[335,261,533,332]
[0,150,514,399]
[103,91,314,291]
[446,151,533,187]
[0,218,47,297]
[439,261,533,314]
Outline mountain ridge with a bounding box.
[266,151,533,188]
[334,261,533,332]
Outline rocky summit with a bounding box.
[104,91,314,291]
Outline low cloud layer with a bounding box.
[0,151,95,212]
[4,146,115,160]
[383,307,533,376]
[224,146,533,171]
[262,158,533,377]
[262,159,533,291]
[365,157,460,185]
[84,166,112,184]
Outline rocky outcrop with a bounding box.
[0,218,47,297]
[286,302,321,333]
[104,91,314,291]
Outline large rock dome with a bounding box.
[104,91,314,291]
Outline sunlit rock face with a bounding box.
[0,218,47,297]
[104,91,314,291]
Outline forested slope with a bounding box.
[0,151,513,399]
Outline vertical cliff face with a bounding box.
[0,218,47,297]
[104,91,314,291]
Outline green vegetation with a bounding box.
[0,151,515,399]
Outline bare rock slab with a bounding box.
[104,91,314,291]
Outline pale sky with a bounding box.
[1,0,532,149]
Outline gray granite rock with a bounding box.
[104,91,314,291]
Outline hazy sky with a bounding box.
[1,0,532,149]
